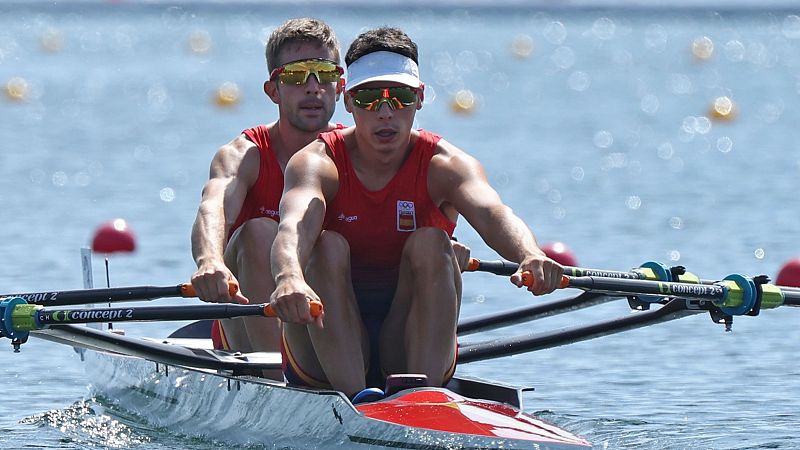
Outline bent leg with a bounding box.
[223,218,282,378]
[283,231,369,397]
[381,228,461,386]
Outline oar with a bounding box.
[467,257,688,281]
[0,300,324,343]
[458,297,700,364]
[468,257,800,291]
[520,273,799,314]
[457,291,615,336]
[0,282,238,307]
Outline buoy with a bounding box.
[709,96,736,121]
[541,241,578,267]
[5,77,28,102]
[450,89,476,114]
[41,28,64,53]
[511,34,534,59]
[188,30,212,54]
[776,258,800,287]
[92,219,136,254]
[691,36,714,60]
[215,81,240,107]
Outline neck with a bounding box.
[270,120,332,164]
[350,130,416,178]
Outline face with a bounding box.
[344,81,423,153]
[265,43,342,133]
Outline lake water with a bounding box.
[2,2,800,449]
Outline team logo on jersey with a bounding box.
[397,200,416,232]
[337,212,358,223]
[258,206,279,218]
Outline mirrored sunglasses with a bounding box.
[270,58,343,85]
[349,87,419,111]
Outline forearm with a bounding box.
[478,205,545,263]
[191,198,228,268]
[271,201,325,284]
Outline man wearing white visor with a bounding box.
[270,27,563,402]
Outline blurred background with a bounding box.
[2,1,800,449]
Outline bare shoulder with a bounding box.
[210,134,260,180]
[288,139,334,170]
[430,138,485,181]
[285,139,339,196]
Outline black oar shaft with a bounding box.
[457,292,613,335]
[565,276,728,301]
[35,304,268,326]
[467,258,642,279]
[2,285,187,306]
[458,299,699,364]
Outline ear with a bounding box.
[416,82,425,110]
[264,80,280,104]
[343,90,354,113]
[336,78,344,101]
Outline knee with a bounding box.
[310,230,350,268]
[402,228,453,270]
[237,218,278,248]
[228,218,278,263]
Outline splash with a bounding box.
[20,398,150,448]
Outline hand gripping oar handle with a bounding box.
[1,281,239,307]
[0,299,324,342]
[180,281,239,299]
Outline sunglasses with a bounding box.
[270,58,344,85]
[349,87,419,111]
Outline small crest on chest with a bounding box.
[397,200,417,232]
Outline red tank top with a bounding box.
[229,124,345,240]
[228,125,283,240]
[321,129,456,269]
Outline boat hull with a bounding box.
[85,349,590,449]
[34,325,590,449]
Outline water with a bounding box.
[2,2,800,449]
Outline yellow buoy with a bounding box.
[5,77,28,101]
[511,34,534,59]
[691,36,714,61]
[709,96,736,121]
[450,89,476,114]
[214,81,240,107]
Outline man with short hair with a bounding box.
[270,27,563,398]
[190,18,344,371]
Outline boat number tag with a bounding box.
[397,200,417,232]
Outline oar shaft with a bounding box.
[1,282,237,307]
[466,258,643,279]
[35,304,272,326]
[2,299,324,341]
[2,285,185,306]
[562,275,728,301]
[22,301,323,329]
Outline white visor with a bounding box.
[345,51,421,91]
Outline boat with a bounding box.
[28,321,592,449]
[3,257,799,449]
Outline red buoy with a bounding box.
[92,219,136,254]
[541,241,578,267]
[776,258,800,287]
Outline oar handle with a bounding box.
[520,272,570,289]
[263,300,324,318]
[180,281,239,298]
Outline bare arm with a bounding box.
[190,135,258,304]
[270,140,338,326]
[429,140,562,295]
